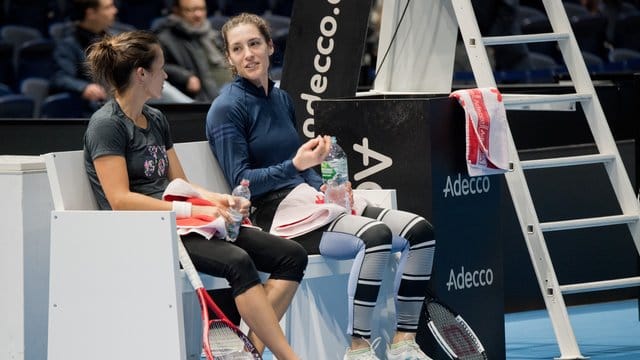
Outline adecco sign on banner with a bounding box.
[279,0,372,139]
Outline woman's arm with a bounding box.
[94,155,171,211]
[94,151,232,220]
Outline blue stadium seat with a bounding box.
[0,94,35,118]
[3,0,60,35]
[613,13,640,51]
[0,41,15,89]
[208,14,230,31]
[20,77,50,118]
[571,13,608,60]
[116,0,167,30]
[15,39,56,84]
[40,92,89,118]
[0,82,13,96]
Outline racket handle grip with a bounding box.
[177,238,205,290]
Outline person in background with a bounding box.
[206,13,436,360]
[154,0,232,102]
[83,29,304,359]
[50,0,120,113]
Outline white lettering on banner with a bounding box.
[442,173,490,198]
[302,0,341,139]
[353,138,393,182]
[446,266,494,291]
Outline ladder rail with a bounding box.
[450,1,587,358]
[540,0,640,248]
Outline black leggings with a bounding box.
[181,227,308,298]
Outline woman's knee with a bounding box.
[360,222,393,249]
[226,250,260,285]
[407,218,435,244]
[281,241,308,279]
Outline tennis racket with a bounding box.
[177,239,262,360]
[424,290,487,360]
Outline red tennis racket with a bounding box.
[177,239,262,360]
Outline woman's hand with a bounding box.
[292,135,332,171]
[206,193,251,218]
[191,204,232,223]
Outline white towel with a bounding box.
[450,88,510,176]
[270,183,368,239]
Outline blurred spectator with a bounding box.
[50,0,120,112]
[154,0,232,102]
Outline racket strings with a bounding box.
[427,303,485,360]
[208,321,252,358]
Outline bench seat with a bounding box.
[43,141,397,360]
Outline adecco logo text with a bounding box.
[446,266,494,291]
[442,173,490,198]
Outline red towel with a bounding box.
[162,179,226,240]
[450,88,510,176]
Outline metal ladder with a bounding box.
[450,0,640,358]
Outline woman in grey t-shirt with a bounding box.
[83,30,304,360]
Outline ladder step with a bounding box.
[559,276,640,295]
[483,32,570,46]
[521,154,615,170]
[502,93,593,110]
[539,214,640,232]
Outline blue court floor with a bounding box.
[258,299,640,359]
[505,299,640,359]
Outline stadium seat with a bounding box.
[3,0,59,35]
[0,94,35,118]
[0,82,13,96]
[0,24,42,47]
[571,13,608,60]
[48,21,74,41]
[208,14,229,31]
[517,5,546,27]
[521,17,559,60]
[20,77,50,118]
[613,13,640,51]
[0,41,15,89]
[116,0,167,30]
[563,2,589,18]
[40,93,89,118]
[263,13,291,33]
[15,39,56,84]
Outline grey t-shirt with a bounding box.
[84,99,174,210]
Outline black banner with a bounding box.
[280,0,372,139]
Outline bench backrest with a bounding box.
[43,141,231,211]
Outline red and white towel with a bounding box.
[450,88,510,176]
[162,178,226,240]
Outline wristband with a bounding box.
[172,201,192,219]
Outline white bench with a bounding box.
[43,141,398,360]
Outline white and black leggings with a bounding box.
[318,207,435,338]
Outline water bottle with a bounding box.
[226,179,250,242]
[321,136,351,211]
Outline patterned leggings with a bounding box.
[294,206,435,338]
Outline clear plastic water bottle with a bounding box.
[321,137,351,211]
[226,179,250,242]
